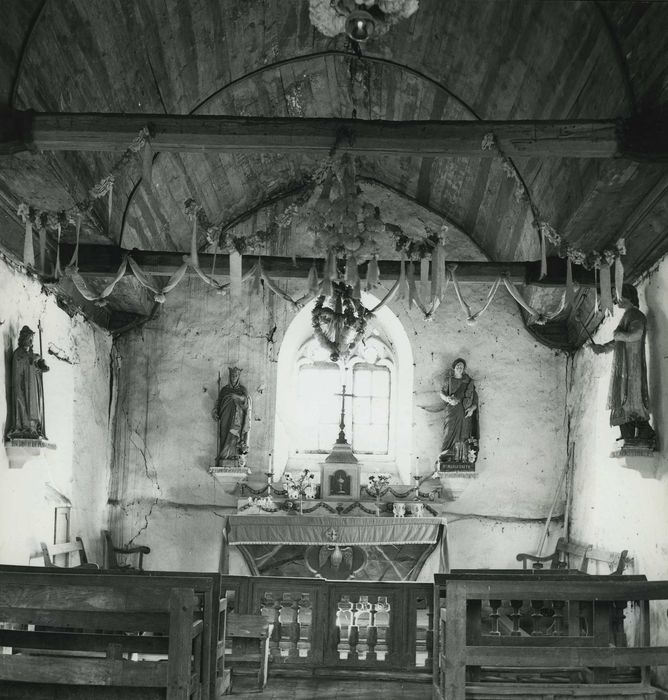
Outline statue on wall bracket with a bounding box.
[212,366,251,471]
[7,325,50,440]
[438,357,479,472]
[590,283,657,457]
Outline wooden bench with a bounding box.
[40,536,98,569]
[0,571,203,699]
[226,613,274,691]
[0,565,228,700]
[516,537,629,575]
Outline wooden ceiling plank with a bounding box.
[3,112,652,159]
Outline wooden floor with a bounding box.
[228,676,433,699]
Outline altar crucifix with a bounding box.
[323,377,359,497]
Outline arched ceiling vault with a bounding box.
[0,0,666,337]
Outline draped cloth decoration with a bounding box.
[185,204,227,292]
[431,242,446,302]
[126,256,188,304]
[66,256,129,306]
[599,263,614,316]
[396,256,409,301]
[142,133,153,191]
[67,215,82,269]
[502,276,566,325]
[449,264,501,325]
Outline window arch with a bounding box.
[273,293,414,482]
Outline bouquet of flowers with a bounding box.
[283,468,318,501]
[366,472,391,499]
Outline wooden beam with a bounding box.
[63,245,596,287]
[2,111,663,160]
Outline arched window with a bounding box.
[295,336,393,455]
[273,293,413,482]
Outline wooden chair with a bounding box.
[40,537,98,569]
[103,529,151,570]
[516,536,629,575]
[226,613,274,691]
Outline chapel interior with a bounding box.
[1,1,668,699]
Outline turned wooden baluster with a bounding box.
[530,599,544,636]
[297,593,312,658]
[354,596,373,660]
[552,600,566,636]
[336,596,354,660]
[278,593,297,657]
[488,599,502,636]
[374,596,391,661]
[510,599,524,636]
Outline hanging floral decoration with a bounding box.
[312,281,372,361]
[309,0,419,39]
[15,126,153,273]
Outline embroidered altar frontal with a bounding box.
[226,516,447,581]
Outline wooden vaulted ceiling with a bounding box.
[0,0,667,335]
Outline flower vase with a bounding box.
[375,494,381,516]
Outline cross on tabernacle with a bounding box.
[334,384,355,445]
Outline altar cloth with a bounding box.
[227,515,445,546]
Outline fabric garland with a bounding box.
[431,242,445,302]
[540,225,547,279]
[66,256,129,306]
[501,276,566,325]
[396,256,409,301]
[67,215,82,269]
[448,264,501,325]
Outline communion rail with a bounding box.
[434,573,668,700]
[222,575,433,678]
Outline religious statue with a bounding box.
[439,358,478,464]
[7,325,49,440]
[591,283,657,451]
[212,366,251,468]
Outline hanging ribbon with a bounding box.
[142,135,153,191]
[599,263,613,316]
[614,241,625,301]
[565,257,574,308]
[185,205,227,291]
[251,259,262,295]
[38,225,47,273]
[54,223,62,280]
[431,242,445,303]
[365,256,380,290]
[307,261,319,296]
[345,255,359,289]
[407,261,416,310]
[23,220,35,267]
[420,258,429,287]
[67,215,82,269]
[230,251,242,301]
[594,266,599,313]
[396,256,409,301]
[108,179,113,229]
[540,225,547,279]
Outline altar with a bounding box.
[224,513,448,581]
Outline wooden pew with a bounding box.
[0,566,227,700]
[433,572,666,700]
[0,572,202,699]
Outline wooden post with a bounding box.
[443,581,467,700]
[166,587,196,700]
